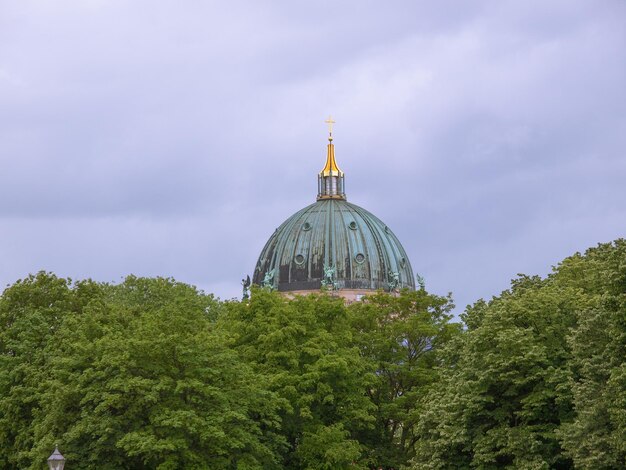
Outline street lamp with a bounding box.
[47,445,65,470]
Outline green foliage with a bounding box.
[0,272,78,468]
[413,278,579,469]
[218,288,461,469]
[556,241,626,469]
[0,274,282,469]
[219,290,375,469]
[347,289,460,468]
[3,240,624,468]
[0,275,456,469]
[411,240,626,469]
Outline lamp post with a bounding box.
[47,445,65,470]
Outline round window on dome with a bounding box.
[399,257,406,268]
[302,222,312,231]
[295,254,305,265]
[349,221,357,230]
[355,253,365,264]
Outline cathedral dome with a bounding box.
[252,118,415,295]
[253,199,415,292]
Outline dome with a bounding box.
[252,199,415,292]
[250,117,416,296]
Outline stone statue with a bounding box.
[416,273,426,290]
[387,270,400,292]
[262,269,275,291]
[321,263,338,290]
[241,275,251,300]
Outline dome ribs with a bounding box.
[252,200,416,292]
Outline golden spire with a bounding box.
[320,115,343,177]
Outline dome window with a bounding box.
[400,257,406,268]
[348,221,358,230]
[295,254,305,265]
[355,253,365,264]
[302,222,312,231]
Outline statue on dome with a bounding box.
[262,270,275,290]
[262,269,275,291]
[416,273,426,290]
[321,264,338,290]
[387,270,400,292]
[241,275,251,300]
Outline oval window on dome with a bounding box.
[400,257,406,268]
[348,221,357,230]
[295,254,305,265]
[302,222,312,231]
[384,226,390,234]
[355,253,365,264]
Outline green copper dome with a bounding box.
[252,120,415,293]
[253,199,415,292]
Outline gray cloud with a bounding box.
[0,0,624,310]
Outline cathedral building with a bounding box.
[251,118,415,301]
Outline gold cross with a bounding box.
[324,115,336,135]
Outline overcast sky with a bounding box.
[1,0,625,312]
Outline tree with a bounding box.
[0,272,78,468]
[1,275,284,469]
[411,240,626,469]
[347,288,460,469]
[219,289,376,469]
[412,276,585,469]
[556,240,626,469]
